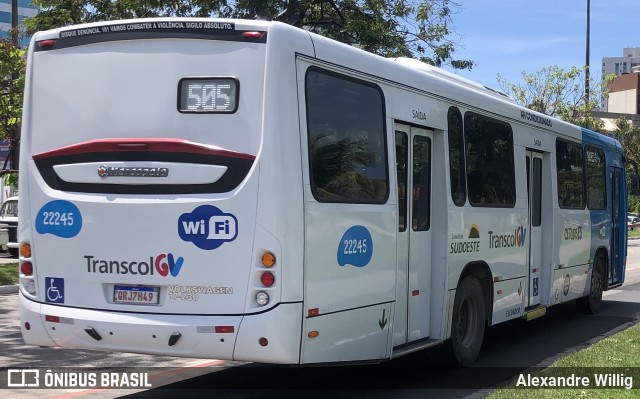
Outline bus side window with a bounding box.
[447,107,466,206]
[413,136,431,231]
[556,140,585,209]
[396,132,408,231]
[464,112,515,207]
[305,68,388,204]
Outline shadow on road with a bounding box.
[120,300,640,399]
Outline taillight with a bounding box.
[20,242,37,296]
[255,291,269,306]
[261,252,276,267]
[20,262,33,276]
[20,243,32,258]
[260,272,275,287]
[242,31,264,39]
[38,39,56,48]
[253,250,277,307]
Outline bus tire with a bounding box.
[577,261,604,314]
[450,275,486,366]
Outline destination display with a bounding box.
[178,78,239,113]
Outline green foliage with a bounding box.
[497,65,614,133]
[9,0,473,185]
[614,117,640,207]
[0,263,18,285]
[0,39,25,170]
[615,117,640,167]
[25,0,473,70]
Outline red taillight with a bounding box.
[214,326,235,333]
[260,272,275,287]
[45,315,60,323]
[20,262,33,276]
[38,39,56,48]
[242,31,264,39]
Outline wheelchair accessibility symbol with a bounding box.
[45,277,64,304]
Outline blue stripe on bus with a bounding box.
[581,127,626,287]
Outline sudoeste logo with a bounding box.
[178,205,238,250]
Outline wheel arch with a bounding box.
[594,245,609,288]
[458,261,493,326]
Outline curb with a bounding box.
[0,284,18,295]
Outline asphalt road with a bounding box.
[1,242,640,399]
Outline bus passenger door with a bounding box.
[609,167,624,287]
[394,123,432,346]
[526,151,543,308]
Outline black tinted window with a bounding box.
[448,107,466,206]
[464,113,515,207]
[306,69,388,203]
[556,140,585,209]
[585,146,606,210]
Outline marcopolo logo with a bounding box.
[85,253,184,277]
[178,205,238,250]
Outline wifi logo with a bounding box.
[178,205,238,250]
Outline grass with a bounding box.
[628,228,640,238]
[485,322,640,398]
[0,262,18,285]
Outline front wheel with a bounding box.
[449,276,486,366]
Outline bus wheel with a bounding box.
[577,261,604,314]
[450,276,486,366]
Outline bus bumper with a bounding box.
[20,293,302,363]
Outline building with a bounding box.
[602,47,640,77]
[0,0,36,47]
[594,70,640,131]
[608,72,640,115]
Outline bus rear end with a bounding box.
[19,19,302,363]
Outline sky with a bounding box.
[440,0,639,91]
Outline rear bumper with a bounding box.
[20,293,303,364]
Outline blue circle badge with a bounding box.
[337,225,373,267]
[35,200,83,238]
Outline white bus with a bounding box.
[18,17,632,366]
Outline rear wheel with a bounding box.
[577,258,604,314]
[449,276,486,366]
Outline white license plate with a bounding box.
[113,285,160,305]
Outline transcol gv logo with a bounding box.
[488,225,526,249]
[178,205,238,250]
[85,253,184,276]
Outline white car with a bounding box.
[0,196,18,256]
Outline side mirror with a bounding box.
[633,174,640,196]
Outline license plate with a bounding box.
[113,285,160,305]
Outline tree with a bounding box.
[3,0,474,187]
[497,65,614,133]
[0,38,26,179]
[615,117,640,167]
[614,117,640,211]
[24,0,473,69]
